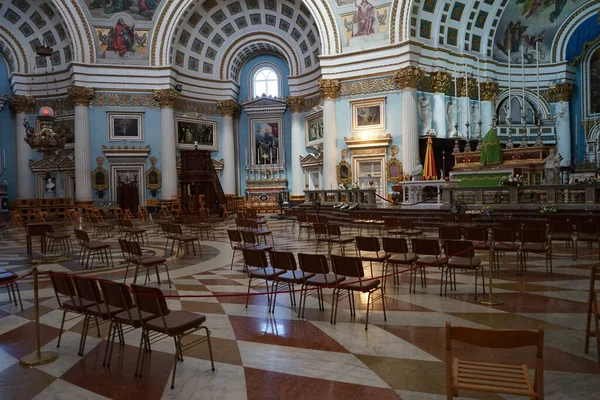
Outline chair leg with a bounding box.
[245,277,253,308]
[134,329,146,377]
[57,309,67,348]
[203,326,216,371]
[365,291,372,330]
[170,336,179,389]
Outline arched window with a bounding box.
[252,66,280,98]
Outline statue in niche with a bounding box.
[470,103,480,126]
[446,100,456,135]
[418,96,432,135]
[46,178,55,192]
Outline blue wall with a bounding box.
[237,54,291,194]
[0,57,16,200]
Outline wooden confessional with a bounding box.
[117,175,139,213]
[179,150,226,214]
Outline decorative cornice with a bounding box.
[480,81,500,101]
[456,77,478,98]
[318,79,341,100]
[344,133,392,150]
[92,93,158,108]
[216,100,240,117]
[102,145,151,159]
[67,86,95,107]
[286,96,306,113]
[393,66,425,89]
[429,71,452,93]
[240,96,287,116]
[339,77,396,97]
[545,83,576,103]
[153,89,180,108]
[9,95,36,114]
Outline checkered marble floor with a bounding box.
[0,217,599,400]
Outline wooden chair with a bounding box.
[445,321,544,400]
[382,237,419,290]
[585,264,600,365]
[137,206,149,222]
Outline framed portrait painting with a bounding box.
[176,117,218,151]
[108,112,143,141]
[250,117,283,166]
[351,97,386,132]
[305,110,323,146]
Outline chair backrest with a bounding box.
[131,284,170,327]
[331,254,364,281]
[307,214,318,223]
[248,219,259,229]
[443,214,456,223]
[382,237,409,254]
[75,228,91,244]
[297,214,308,224]
[89,215,100,224]
[457,214,473,223]
[412,238,441,256]
[99,279,135,315]
[313,223,328,236]
[444,240,475,259]
[128,240,144,258]
[439,226,461,240]
[500,220,520,230]
[464,226,488,242]
[49,272,78,306]
[170,224,184,235]
[578,222,599,235]
[227,229,243,244]
[327,224,343,238]
[446,321,544,352]
[242,248,269,269]
[269,250,298,273]
[522,220,546,230]
[72,276,103,313]
[520,228,546,244]
[384,217,400,230]
[549,221,570,234]
[317,215,328,224]
[355,236,380,252]
[400,218,416,230]
[241,230,258,245]
[589,264,599,304]
[122,219,134,228]
[493,227,516,243]
[298,253,330,275]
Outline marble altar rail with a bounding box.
[304,189,377,206]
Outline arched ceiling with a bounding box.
[0,0,74,73]
[170,0,322,81]
[410,0,596,64]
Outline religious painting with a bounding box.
[588,46,600,115]
[337,160,352,185]
[340,1,390,49]
[176,117,217,150]
[108,112,143,141]
[386,158,403,184]
[351,97,386,132]
[86,0,163,21]
[305,110,323,146]
[493,0,581,64]
[250,117,282,166]
[96,19,148,61]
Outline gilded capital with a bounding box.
[286,96,306,113]
[318,79,341,99]
[429,71,451,93]
[480,81,499,101]
[152,89,180,108]
[67,86,95,106]
[9,95,36,114]
[393,66,425,89]
[545,83,576,103]
[456,77,478,98]
[216,99,240,117]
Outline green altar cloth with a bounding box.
[480,128,503,165]
[454,172,511,187]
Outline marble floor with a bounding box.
[0,217,598,400]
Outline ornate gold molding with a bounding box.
[9,95,36,114]
[67,86,95,107]
[545,83,576,103]
[152,89,180,108]
[393,66,425,89]
[429,71,451,93]
[318,79,341,100]
[216,99,240,117]
[286,96,306,113]
[480,81,499,101]
[351,148,387,156]
[456,77,478,98]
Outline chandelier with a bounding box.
[23,43,67,158]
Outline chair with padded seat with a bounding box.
[443,240,485,299]
[241,248,286,309]
[268,250,315,313]
[170,223,202,257]
[326,224,354,256]
[411,238,446,291]
[584,264,600,365]
[492,227,520,273]
[0,268,23,311]
[227,229,253,270]
[445,321,544,400]
[128,240,171,287]
[520,229,552,275]
[313,223,332,254]
[575,222,600,261]
[330,254,386,330]
[382,237,419,290]
[297,253,345,319]
[132,284,215,389]
[74,229,114,269]
[355,236,390,278]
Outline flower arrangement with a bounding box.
[348,183,360,190]
[481,205,493,216]
[580,176,599,185]
[539,204,557,214]
[499,174,526,187]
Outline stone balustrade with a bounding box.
[303,189,377,206]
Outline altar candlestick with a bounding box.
[508,51,512,118]
[521,45,525,115]
[464,63,468,99]
[454,63,459,128]
[536,41,540,106]
[477,60,482,120]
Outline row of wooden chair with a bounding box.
[48,274,214,389]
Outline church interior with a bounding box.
[1,0,600,399]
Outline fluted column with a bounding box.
[153,89,180,199]
[480,81,499,135]
[9,96,36,199]
[318,79,340,190]
[68,86,95,205]
[430,71,451,138]
[216,100,239,195]
[394,66,424,175]
[547,83,575,166]
[286,96,306,196]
